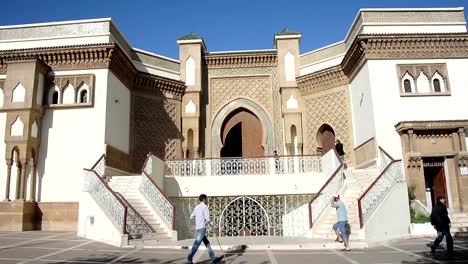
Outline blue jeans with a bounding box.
[187,228,216,263]
[333,221,349,241]
[432,228,453,254]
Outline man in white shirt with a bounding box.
[186,194,221,264]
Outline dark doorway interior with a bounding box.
[423,157,448,207]
[319,124,335,155]
[221,122,243,157]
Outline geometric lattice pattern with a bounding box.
[133,95,180,170]
[304,89,352,162]
[208,67,284,153]
[172,194,311,239]
[210,76,273,116]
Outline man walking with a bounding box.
[430,196,454,256]
[187,194,221,264]
[331,194,351,251]
[335,140,346,168]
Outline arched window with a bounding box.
[404,79,412,93]
[52,91,59,104]
[433,79,441,92]
[79,89,88,103]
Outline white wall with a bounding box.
[165,172,327,197]
[364,182,411,244]
[38,69,108,202]
[133,62,180,81]
[350,63,377,146]
[361,24,466,36]
[105,72,130,153]
[77,192,125,247]
[368,59,468,159]
[300,56,344,76]
[0,36,112,51]
[0,113,7,199]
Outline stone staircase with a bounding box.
[107,175,173,245]
[450,211,468,237]
[310,168,380,242]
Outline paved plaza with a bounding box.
[0,232,467,264]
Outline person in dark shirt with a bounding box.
[430,196,453,256]
[335,140,346,168]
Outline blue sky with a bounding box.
[2,0,467,59]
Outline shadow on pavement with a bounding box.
[401,233,468,263]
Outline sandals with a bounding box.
[341,248,351,252]
[335,239,343,243]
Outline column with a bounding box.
[3,159,12,201]
[18,159,27,200]
[28,162,37,202]
[14,160,21,200]
[458,128,467,151]
[408,130,414,152]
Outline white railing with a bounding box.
[358,147,404,228]
[83,168,127,234]
[139,154,176,230]
[91,154,106,178]
[165,155,321,177]
[309,150,345,227]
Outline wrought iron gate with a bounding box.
[219,197,270,236]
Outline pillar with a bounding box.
[14,160,21,200]
[3,159,12,201]
[28,161,36,202]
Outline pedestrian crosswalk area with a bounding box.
[0,231,467,263]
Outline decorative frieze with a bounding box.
[205,52,277,69]
[297,65,348,95]
[342,33,468,78]
[0,44,186,98]
[134,73,185,98]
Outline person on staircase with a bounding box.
[331,194,351,251]
[335,140,346,169]
[430,196,454,256]
[186,194,222,264]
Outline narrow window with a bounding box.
[404,79,412,93]
[433,79,441,92]
[52,91,59,104]
[79,90,88,103]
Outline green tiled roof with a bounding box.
[178,32,203,40]
[275,28,301,36]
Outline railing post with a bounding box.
[206,159,212,177]
[294,156,299,174]
[269,157,276,175]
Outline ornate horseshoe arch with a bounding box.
[219,196,270,236]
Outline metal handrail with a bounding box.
[83,168,128,234]
[140,154,176,229]
[357,147,403,228]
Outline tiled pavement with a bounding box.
[0,231,467,263]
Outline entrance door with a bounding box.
[319,125,335,155]
[423,158,448,207]
[221,109,264,158]
[219,197,269,236]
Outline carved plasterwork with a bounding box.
[47,74,95,107]
[205,52,277,69]
[342,33,468,78]
[0,44,186,98]
[297,65,349,95]
[208,66,283,153]
[132,95,181,170]
[396,63,450,95]
[303,88,352,161]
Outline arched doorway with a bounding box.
[220,108,264,158]
[219,197,270,236]
[317,124,335,155]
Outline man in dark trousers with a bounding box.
[335,140,346,168]
[430,196,454,256]
[186,194,222,264]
